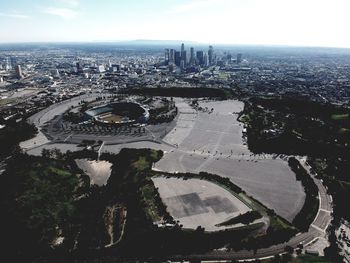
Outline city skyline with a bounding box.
[1,0,350,48]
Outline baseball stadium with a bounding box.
[84,102,150,125]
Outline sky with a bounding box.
[1,0,350,48]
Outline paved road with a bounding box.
[28,93,101,127]
[22,93,102,150]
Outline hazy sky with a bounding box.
[1,0,350,48]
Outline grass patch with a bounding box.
[331,113,349,120]
[216,211,262,227]
[139,181,162,221]
[132,156,150,171]
[49,166,72,177]
[339,127,350,134]
[0,97,17,106]
[131,149,161,171]
[239,114,251,123]
[291,254,332,263]
[218,73,229,80]
[269,215,294,231]
[262,254,331,263]
[150,149,160,160]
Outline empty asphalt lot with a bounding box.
[155,99,305,222]
[152,177,254,232]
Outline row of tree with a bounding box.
[288,157,319,232]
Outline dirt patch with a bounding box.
[75,159,112,186]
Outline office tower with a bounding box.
[180,60,185,70]
[164,49,170,63]
[175,51,181,66]
[11,57,16,65]
[190,47,195,65]
[237,53,243,64]
[181,51,187,65]
[180,43,187,66]
[15,65,23,79]
[111,64,121,72]
[170,49,175,63]
[204,53,209,67]
[196,51,204,65]
[5,57,11,71]
[76,62,83,73]
[208,45,214,65]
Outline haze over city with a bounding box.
[1,0,350,48]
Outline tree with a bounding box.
[284,245,294,254]
[42,148,52,158]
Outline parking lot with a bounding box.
[152,177,255,232]
[155,99,306,222]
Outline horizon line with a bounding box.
[0,40,350,50]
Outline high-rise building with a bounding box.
[170,49,175,63]
[180,60,185,70]
[180,43,187,66]
[164,49,170,63]
[204,53,209,67]
[15,65,23,79]
[237,53,243,64]
[5,57,11,71]
[181,50,187,65]
[196,51,204,65]
[76,62,83,73]
[208,45,214,65]
[190,47,195,65]
[11,57,16,67]
[174,51,181,66]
